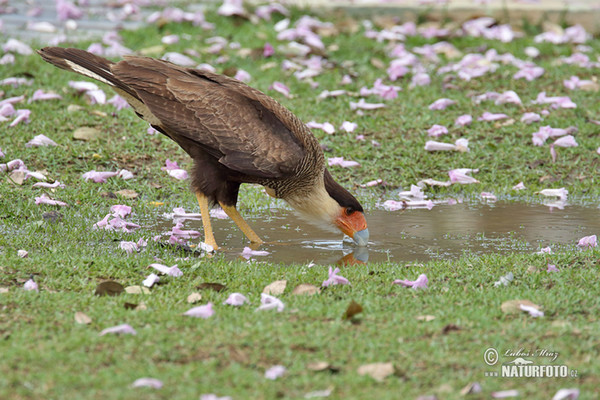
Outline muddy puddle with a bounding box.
[156,202,600,265]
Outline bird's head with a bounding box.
[325,169,369,246]
[287,169,369,246]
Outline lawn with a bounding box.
[1,2,599,399]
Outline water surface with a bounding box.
[159,202,600,265]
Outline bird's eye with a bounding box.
[345,207,354,216]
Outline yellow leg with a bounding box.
[219,202,263,244]
[196,192,219,250]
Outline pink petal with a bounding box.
[110,205,132,218]
[520,304,544,317]
[119,241,139,254]
[263,42,275,57]
[393,273,428,289]
[2,38,33,55]
[306,121,335,134]
[256,293,284,312]
[85,89,106,105]
[350,99,385,110]
[360,179,383,188]
[427,124,448,137]
[107,94,130,110]
[9,109,31,127]
[270,81,291,98]
[210,208,229,219]
[322,267,350,287]
[35,193,68,207]
[537,246,553,254]
[107,216,140,232]
[171,222,201,239]
[184,302,215,318]
[56,0,83,20]
[538,188,568,200]
[553,135,578,148]
[265,365,286,380]
[428,98,455,110]
[0,77,33,87]
[480,192,497,201]
[552,388,579,400]
[424,141,455,151]
[455,114,472,126]
[577,234,597,248]
[162,159,180,170]
[68,80,99,92]
[82,170,118,183]
[223,293,249,306]
[550,145,558,162]
[118,169,134,180]
[340,121,357,133]
[410,73,431,87]
[521,112,541,124]
[448,168,479,184]
[512,182,526,190]
[0,103,16,118]
[513,66,544,80]
[217,0,246,16]
[143,273,160,287]
[491,390,519,398]
[234,69,251,83]
[24,278,38,291]
[25,134,57,147]
[30,89,62,102]
[17,249,29,258]
[327,157,360,168]
[162,52,196,67]
[241,247,270,259]
[161,34,179,45]
[131,378,163,389]
[167,169,188,180]
[547,264,558,272]
[494,90,522,105]
[99,324,137,336]
[0,95,26,108]
[382,200,405,211]
[477,112,508,121]
[149,263,183,277]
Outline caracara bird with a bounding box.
[38,47,369,249]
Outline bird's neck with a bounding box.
[284,178,340,231]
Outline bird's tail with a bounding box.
[37,47,136,98]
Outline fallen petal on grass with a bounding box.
[131,377,163,389]
[142,273,160,288]
[99,324,137,336]
[322,267,349,287]
[577,234,597,248]
[393,273,428,289]
[552,388,580,400]
[183,302,215,318]
[492,390,519,398]
[265,365,286,380]
[23,278,38,291]
[256,293,284,312]
[26,134,57,147]
[223,292,249,306]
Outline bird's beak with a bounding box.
[335,210,369,247]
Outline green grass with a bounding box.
[1,5,600,399]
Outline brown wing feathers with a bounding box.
[38,47,307,179]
